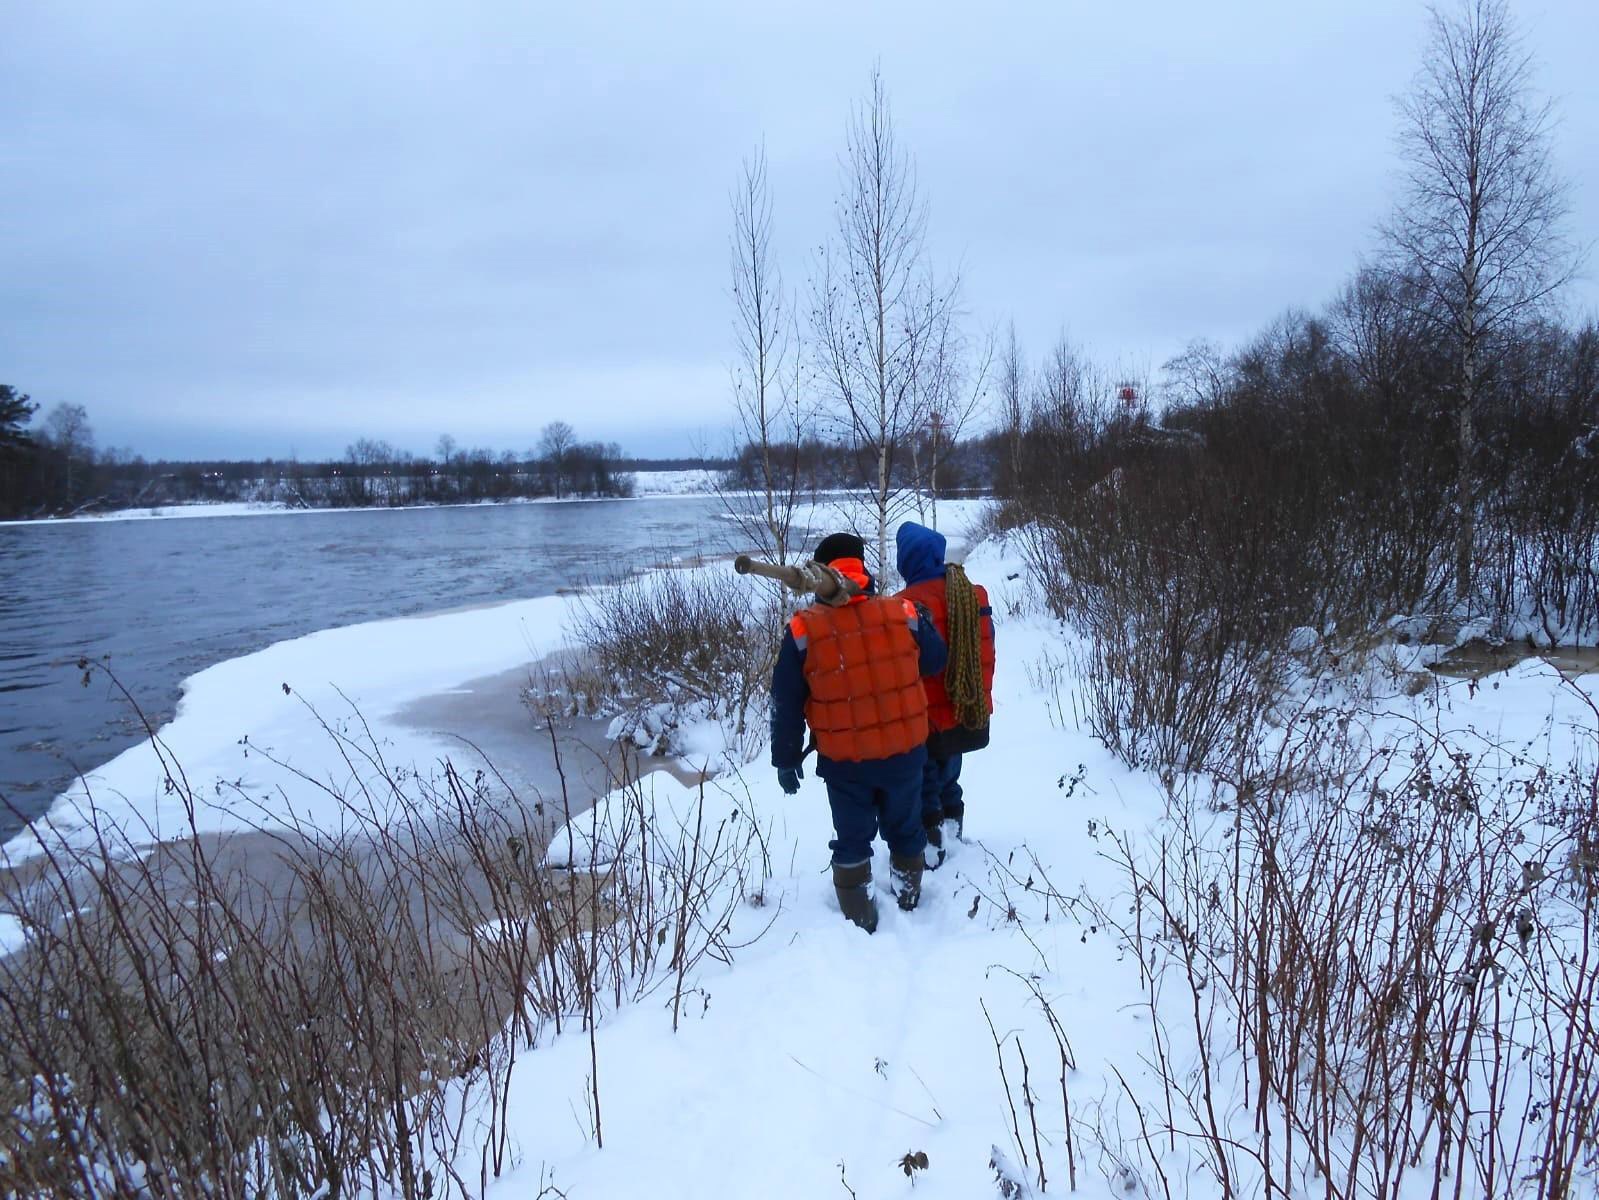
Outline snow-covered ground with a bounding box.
[488,535,1162,1198]
[0,912,23,958]
[6,502,1595,1197]
[463,537,1599,1199]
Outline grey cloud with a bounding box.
[3,1,1595,459]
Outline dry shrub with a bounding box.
[1022,459,1300,775]
[973,694,1599,1198]
[0,768,537,1198]
[1479,324,1599,644]
[1008,312,1599,777]
[1081,695,1599,1199]
[1009,328,1379,774]
[0,668,773,1197]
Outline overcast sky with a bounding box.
[3,1,1595,460]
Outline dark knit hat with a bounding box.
[813,531,866,564]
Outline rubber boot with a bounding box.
[890,854,924,912]
[922,810,946,870]
[832,861,878,933]
[943,802,966,841]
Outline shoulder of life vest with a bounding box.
[899,598,920,627]
[788,612,809,650]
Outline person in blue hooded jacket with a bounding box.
[894,522,996,865]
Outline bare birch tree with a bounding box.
[813,67,960,579]
[723,144,808,563]
[907,290,991,530]
[1386,0,1573,607]
[1033,334,1099,441]
[42,401,94,503]
[997,320,1026,496]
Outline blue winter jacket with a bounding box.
[896,520,996,638]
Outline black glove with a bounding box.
[777,765,803,795]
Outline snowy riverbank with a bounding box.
[0,500,991,864]
[0,592,573,870]
[7,503,1594,1197]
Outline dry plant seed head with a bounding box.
[898,1149,930,1179]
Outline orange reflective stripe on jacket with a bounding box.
[791,595,929,762]
[897,576,996,732]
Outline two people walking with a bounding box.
[769,523,996,932]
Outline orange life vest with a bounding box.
[790,588,929,763]
[896,575,996,733]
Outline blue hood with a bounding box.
[896,521,947,586]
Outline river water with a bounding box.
[0,498,734,841]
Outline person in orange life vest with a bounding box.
[770,531,948,933]
[894,521,996,866]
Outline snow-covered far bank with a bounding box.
[0,489,693,528]
[630,467,723,495]
[0,499,312,526]
[0,483,999,531]
[740,496,992,565]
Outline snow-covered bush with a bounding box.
[1078,701,1599,1198]
[572,564,785,765]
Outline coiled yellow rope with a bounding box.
[944,563,988,730]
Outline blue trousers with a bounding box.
[824,767,927,865]
[921,753,964,822]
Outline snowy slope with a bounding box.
[485,533,1599,1199]
[487,542,1164,1198]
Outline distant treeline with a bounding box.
[719,433,995,497]
[0,387,1002,520]
[0,408,747,518]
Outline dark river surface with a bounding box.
[0,498,733,842]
